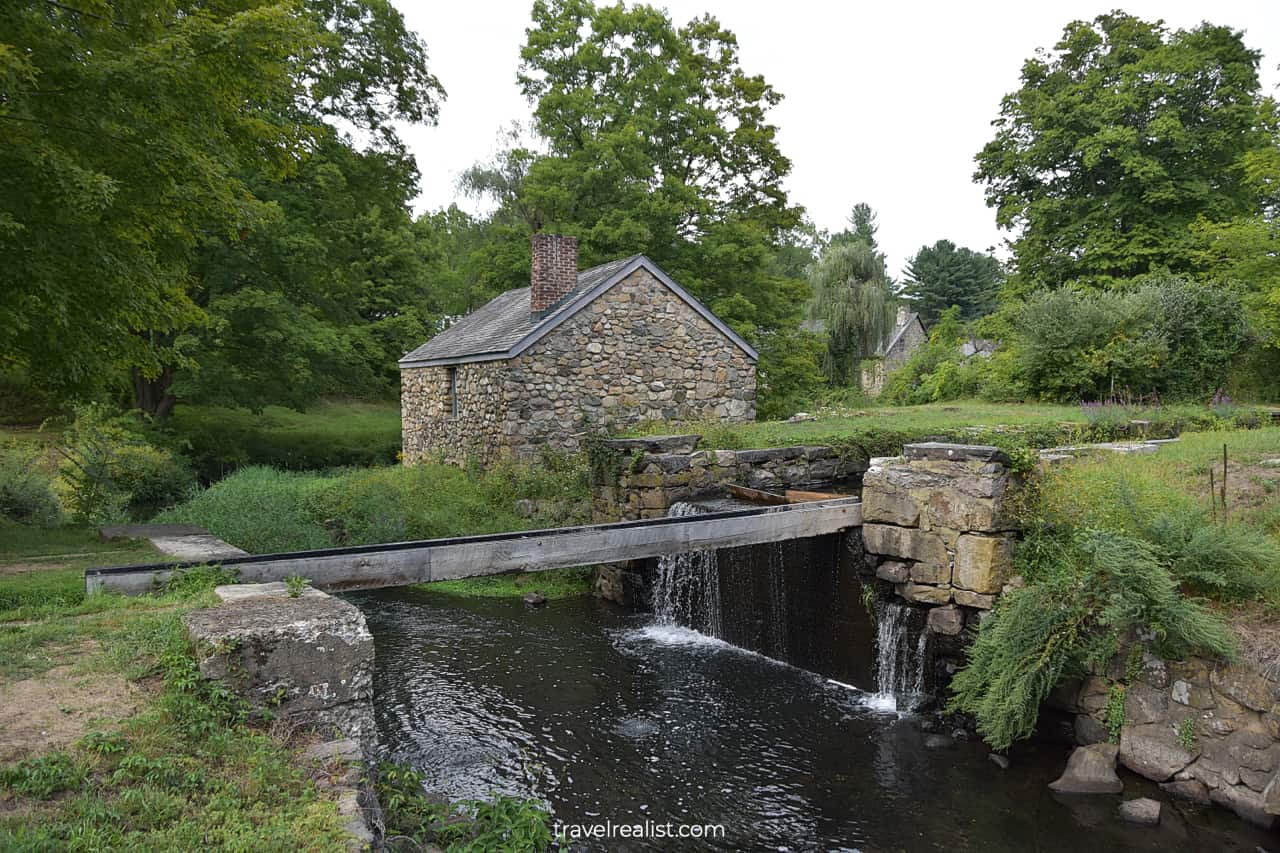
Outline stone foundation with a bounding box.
[1052,652,1280,828]
[183,583,375,743]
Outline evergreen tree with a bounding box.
[901,240,1002,323]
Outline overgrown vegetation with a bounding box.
[949,428,1280,751]
[376,761,553,852]
[156,457,591,554]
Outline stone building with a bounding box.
[860,306,928,396]
[399,234,758,465]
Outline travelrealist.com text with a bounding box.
[553,819,726,841]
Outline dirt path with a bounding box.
[0,643,143,765]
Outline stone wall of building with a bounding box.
[401,360,508,465]
[401,267,756,465]
[591,436,863,521]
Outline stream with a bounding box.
[353,587,1275,851]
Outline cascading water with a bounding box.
[651,502,723,637]
[873,599,928,712]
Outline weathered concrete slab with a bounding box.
[149,535,248,562]
[904,443,1011,465]
[98,524,247,563]
[88,498,861,595]
[599,435,701,454]
[184,584,374,742]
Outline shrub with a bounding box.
[54,404,194,522]
[948,527,1234,750]
[0,443,62,525]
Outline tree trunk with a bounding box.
[132,365,176,420]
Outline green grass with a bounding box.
[428,566,595,599]
[624,399,1256,460]
[156,459,591,554]
[160,398,402,481]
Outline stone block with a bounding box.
[952,589,996,610]
[953,534,1013,594]
[185,585,374,741]
[1120,724,1197,781]
[909,560,951,585]
[1211,664,1278,713]
[895,583,952,605]
[862,524,948,565]
[875,560,910,583]
[926,605,964,636]
[1124,682,1170,726]
[1161,778,1211,805]
[1075,714,1108,746]
[1264,771,1280,815]
[1211,783,1276,829]
[904,442,1011,465]
[861,485,920,527]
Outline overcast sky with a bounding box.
[393,1,1280,279]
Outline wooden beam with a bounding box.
[85,499,861,596]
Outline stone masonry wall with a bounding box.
[502,268,755,460]
[860,442,1021,612]
[1052,652,1280,828]
[401,360,506,465]
[401,267,756,466]
[591,436,863,521]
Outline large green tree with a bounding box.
[902,240,1003,323]
[465,0,803,334]
[976,12,1277,291]
[0,0,443,416]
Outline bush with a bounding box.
[158,458,591,553]
[0,443,62,525]
[948,527,1235,750]
[55,404,195,523]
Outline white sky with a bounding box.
[392,0,1280,279]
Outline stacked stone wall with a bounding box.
[591,438,863,521]
[401,361,506,465]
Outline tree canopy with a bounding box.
[0,0,443,415]
[804,240,895,385]
[976,12,1277,292]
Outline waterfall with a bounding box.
[651,502,723,637]
[873,600,928,712]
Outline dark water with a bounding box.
[354,588,1275,852]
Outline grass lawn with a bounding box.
[164,399,402,480]
[0,529,354,848]
[625,399,1259,458]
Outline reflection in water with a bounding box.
[355,589,1272,852]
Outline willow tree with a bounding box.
[805,241,896,385]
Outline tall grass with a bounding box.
[156,459,591,554]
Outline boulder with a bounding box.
[1210,783,1276,829]
[1119,724,1197,782]
[523,592,547,608]
[1074,714,1109,746]
[895,583,952,605]
[1049,743,1124,794]
[1160,779,1211,806]
[1264,771,1280,815]
[1210,664,1277,713]
[1117,798,1161,825]
[1123,682,1169,726]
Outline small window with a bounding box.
[447,366,459,418]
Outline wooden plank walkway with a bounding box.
[85,498,862,596]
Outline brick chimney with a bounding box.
[530,233,578,318]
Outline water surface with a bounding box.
[355,589,1273,851]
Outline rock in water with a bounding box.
[1161,779,1210,806]
[924,734,955,750]
[989,753,1010,770]
[1118,798,1161,825]
[1049,743,1124,794]
[523,592,547,608]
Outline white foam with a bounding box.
[625,624,732,648]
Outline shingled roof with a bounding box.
[398,254,757,368]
